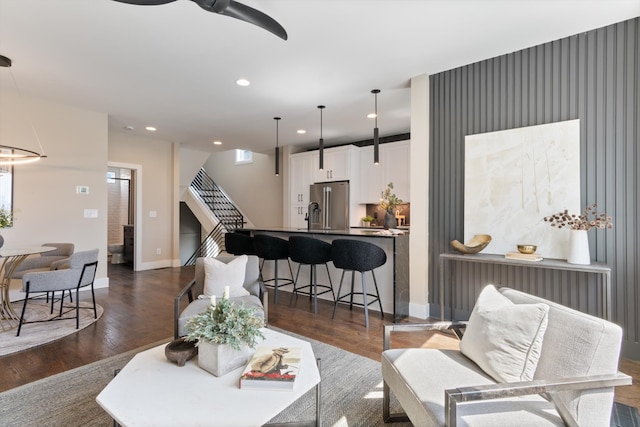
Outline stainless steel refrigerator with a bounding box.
[308,181,349,230]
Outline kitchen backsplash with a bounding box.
[364,203,410,227]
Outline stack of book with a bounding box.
[239,346,301,391]
[504,252,543,262]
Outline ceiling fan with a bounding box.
[112,0,288,40]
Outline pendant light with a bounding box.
[371,89,380,165]
[274,117,281,176]
[0,55,47,165]
[317,105,325,170]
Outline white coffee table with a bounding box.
[96,328,321,427]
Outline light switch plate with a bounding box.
[77,186,90,195]
[84,209,98,218]
[149,211,157,218]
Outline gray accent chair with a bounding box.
[9,243,75,278]
[174,255,267,340]
[17,249,99,336]
[382,287,632,426]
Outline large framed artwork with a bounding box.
[464,119,580,260]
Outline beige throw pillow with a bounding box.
[203,255,249,298]
[459,284,549,383]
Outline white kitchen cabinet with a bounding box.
[289,204,309,229]
[359,140,410,204]
[290,151,315,204]
[312,145,358,183]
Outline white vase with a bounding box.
[567,229,591,265]
[197,340,250,377]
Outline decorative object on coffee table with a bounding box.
[183,287,265,376]
[164,338,198,367]
[450,234,492,254]
[544,203,613,265]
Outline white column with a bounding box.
[409,73,430,319]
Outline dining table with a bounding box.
[0,246,56,331]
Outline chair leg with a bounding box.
[332,270,346,319]
[311,264,318,315]
[323,263,335,301]
[16,288,30,336]
[362,272,369,328]
[349,271,356,310]
[289,264,303,307]
[371,270,384,318]
[91,283,97,319]
[273,260,279,304]
[76,288,80,329]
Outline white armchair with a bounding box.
[382,286,632,426]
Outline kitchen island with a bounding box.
[244,227,409,321]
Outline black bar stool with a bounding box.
[331,239,386,328]
[253,234,293,304]
[224,231,256,256]
[288,236,335,315]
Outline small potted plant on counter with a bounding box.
[361,215,374,227]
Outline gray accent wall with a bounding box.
[429,18,639,358]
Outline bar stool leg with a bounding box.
[349,271,356,310]
[274,260,280,304]
[289,264,302,307]
[324,264,335,301]
[361,271,369,328]
[371,270,384,318]
[312,264,318,315]
[332,270,347,319]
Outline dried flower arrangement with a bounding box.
[379,182,403,212]
[543,203,613,231]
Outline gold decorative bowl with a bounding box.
[517,244,537,254]
[450,234,492,254]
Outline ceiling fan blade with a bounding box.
[196,0,288,40]
[112,0,177,5]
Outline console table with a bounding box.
[439,252,612,321]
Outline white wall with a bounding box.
[0,91,109,283]
[204,150,283,228]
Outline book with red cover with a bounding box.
[239,346,301,391]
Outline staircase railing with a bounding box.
[185,168,245,265]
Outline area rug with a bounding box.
[0,327,410,427]
[0,300,104,357]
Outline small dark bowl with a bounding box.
[165,338,198,367]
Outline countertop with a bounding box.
[245,227,408,238]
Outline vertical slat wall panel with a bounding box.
[429,18,640,358]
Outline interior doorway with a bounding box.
[107,162,142,271]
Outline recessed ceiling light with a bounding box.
[297,129,306,134]
[145,126,157,131]
[213,141,222,145]
[235,78,250,87]
[124,125,134,131]
[367,113,377,119]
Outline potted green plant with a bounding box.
[184,291,265,376]
[379,182,403,229]
[361,215,374,227]
[0,209,13,248]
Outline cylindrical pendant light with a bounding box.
[318,105,325,170]
[274,117,281,176]
[371,89,380,165]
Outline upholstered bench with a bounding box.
[382,285,631,426]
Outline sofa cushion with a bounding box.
[203,255,250,298]
[381,348,563,426]
[460,285,549,383]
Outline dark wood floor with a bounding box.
[1,263,638,409]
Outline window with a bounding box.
[235,149,253,165]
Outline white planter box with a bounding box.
[197,340,250,377]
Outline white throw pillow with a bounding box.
[202,255,249,298]
[459,284,549,383]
